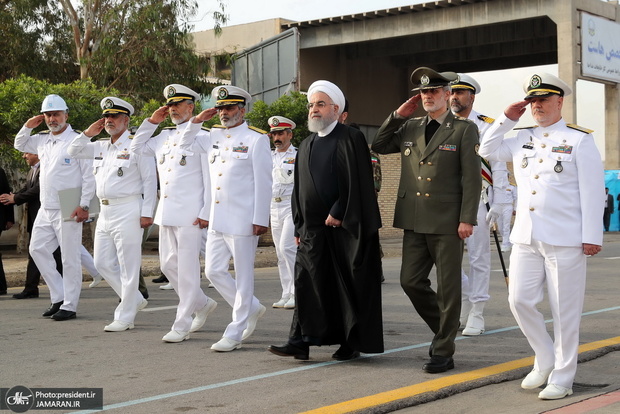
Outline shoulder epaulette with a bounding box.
[212,124,226,129]
[98,137,111,141]
[477,114,495,124]
[128,135,134,140]
[201,126,210,132]
[72,129,82,134]
[454,116,469,121]
[566,124,594,134]
[39,130,50,135]
[514,125,538,130]
[163,126,177,130]
[248,125,267,134]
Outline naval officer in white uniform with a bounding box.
[450,73,507,336]
[180,85,272,352]
[478,73,604,400]
[268,116,297,309]
[15,94,95,321]
[131,84,217,343]
[68,97,157,331]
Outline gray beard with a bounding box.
[308,117,333,133]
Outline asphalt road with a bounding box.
[1,233,619,414]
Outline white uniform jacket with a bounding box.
[180,120,272,236]
[130,119,209,226]
[478,114,604,247]
[68,130,157,218]
[15,124,95,209]
[272,146,297,201]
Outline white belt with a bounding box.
[272,195,292,203]
[100,195,140,206]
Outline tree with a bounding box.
[58,0,228,93]
[245,92,310,148]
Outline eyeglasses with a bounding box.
[306,101,334,110]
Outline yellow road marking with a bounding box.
[302,336,620,414]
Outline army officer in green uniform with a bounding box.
[372,67,481,373]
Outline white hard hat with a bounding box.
[41,94,68,113]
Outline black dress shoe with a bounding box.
[332,345,360,361]
[152,275,169,283]
[51,310,76,321]
[268,343,310,360]
[423,355,455,373]
[13,291,39,299]
[42,301,63,317]
[0,290,6,295]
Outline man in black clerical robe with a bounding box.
[268,80,383,361]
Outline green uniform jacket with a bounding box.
[372,111,481,234]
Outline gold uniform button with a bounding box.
[427,162,433,165]
[222,160,226,163]
[419,161,424,165]
[532,190,536,195]
[543,133,549,137]
[173,143,177,146]
[225,147,229,151]
[541,144,546,148]
[215,200,220,204]
[168,168,171,172]
[165,181,169,185]
[216,186,220,190]
[164,195,168,198]
[534,175,539,179]
[427,178,432,182]
[417,176,422,180]
[218,173,222,176]
[226,134,231,138]
[529,207,535,211]
[170,156,174,159]
[416,192,421,196]
[425,193,430,197]
[538,159,543,163]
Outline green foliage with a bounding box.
[0,75,128,148]
[245,92,310,147]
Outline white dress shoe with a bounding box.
[272,296,290,308]
[462,326,484,336]
[104,320,134,332]
[241,304,266,340]
[189,297,217,333]
[538,384,573,400]
[521,368,553,389]
[138,299,148,311]
[159,283,174,290]
[162,330,189,343]
[283,296,295,309]
[89,275,103,288]
[211,337,242,352]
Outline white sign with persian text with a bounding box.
[581,12,620,83]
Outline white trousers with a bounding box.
[205,230,260,341]
[462,199,491,303]
[80,245,98,277]
[94,199,144,324]
[159,225,209,332]
[496,203,513,248]
[508,240,586,388]
[30,209,83,312]
[270,201,296,298]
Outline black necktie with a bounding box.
[425,120,440,145]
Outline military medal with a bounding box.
[521,157,528,168]
[404,141,413,157]
[117,167,123,177]
[209,152,216,163]
[404,148,411,156]
[159,155,165,164]
[180,155,187,166]
[554,160,563,173]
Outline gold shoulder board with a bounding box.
[566,124,594,134]
[248,125,267,134]
[201,126,211,132]
[212,124,226,129]
[477,114,495,124]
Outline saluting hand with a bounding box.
[25,114,45,129]
[149,106,170,124]
[504,100,529,121]
[84,118,106,138]
[396,94,421,118]
[193,108,218,123]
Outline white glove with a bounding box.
[485,204,501,227]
